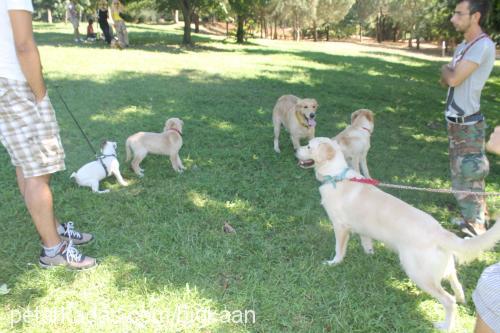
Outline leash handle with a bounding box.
[53,86,98,157]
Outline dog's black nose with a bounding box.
[310,113,315,119]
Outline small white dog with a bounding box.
[125,117,185,177]
[70,141,128,193]
[333,109,374,177]
[296,137,500,331]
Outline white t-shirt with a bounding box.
[445,34,496,121]
[0,0,34,82]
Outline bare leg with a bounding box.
[16,167,61,247]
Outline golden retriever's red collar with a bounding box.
[168,128,182,136]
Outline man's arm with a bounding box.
[8,10,46,102]
[440,60,479,88]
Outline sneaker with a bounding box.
[58,221,94,245]
[452,218,487,237]
[39,241,97,270]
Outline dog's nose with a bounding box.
[310,113,315,119]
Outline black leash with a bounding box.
[53,85,98,157]
[54,86,112,176]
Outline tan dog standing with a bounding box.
[272,94,318,153]
[334,109,374,177]
[125,117,185,177]
[296,137,500,331]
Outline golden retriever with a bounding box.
[125,117,185,177]
[334,109,374,177]
[272,94,318,153]
[296,137,500,331]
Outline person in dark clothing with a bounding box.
[97,0,112,44]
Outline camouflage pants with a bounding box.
[447,120,489,224]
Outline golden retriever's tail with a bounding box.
[125,138,132,162]
[442,218,500,264]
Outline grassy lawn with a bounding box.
[0,22,499,332]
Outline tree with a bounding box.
[315,0,355,41]
[351,0,378,41]
[228,0,255,43]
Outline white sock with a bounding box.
[56,224,65,234]
[43,242,64,257]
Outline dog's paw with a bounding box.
[98,189,110,194]
[122,181,129,187]
[274,147,281,154]
[364,248,374,255]
[323,258,342,266]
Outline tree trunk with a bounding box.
[180,1,192,45]
[226,21,229,36]
[359,22,362,41]
[416,35,420,50]
[236,15,244,43]
[376,9,382,43]
[193,13,199,33]
[47,8,52,23]
[273,19,277,40]
[174,10,179,23]
[326,26,329,41]
[313,20,317,42]
[408,31,413,48]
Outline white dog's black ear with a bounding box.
[100,140,108,149]
[318,142,336,162]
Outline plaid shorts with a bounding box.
[0,77,65,178]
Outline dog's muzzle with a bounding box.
[297,159,315,168]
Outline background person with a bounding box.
[97,0,112,44]
[0,0,96,269]
[111,0,128,48]
[440,0,495,236]
[66,0,82,42]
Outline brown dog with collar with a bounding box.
[125,117,185,177]
[333,109,374,177]
[273,94,318,153]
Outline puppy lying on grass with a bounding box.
[71,141,128,193]
[125,117,186,177]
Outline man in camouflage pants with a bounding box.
[441,0,495,236]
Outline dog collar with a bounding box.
[295,111,310,128]
[321,167,351,188]
[168,128,182,136]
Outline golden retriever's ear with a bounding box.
[318,143,336,161]
[351,110,360,124]
[295,100,304,111]
[365,110,374,123]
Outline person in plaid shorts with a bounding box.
[0,0,96,269]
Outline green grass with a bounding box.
[0,22,499,332]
